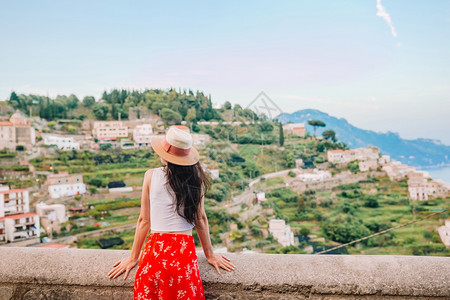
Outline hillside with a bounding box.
[276,109,450,168]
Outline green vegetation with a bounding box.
[262,174,449,256]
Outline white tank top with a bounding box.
[149,166,195,231]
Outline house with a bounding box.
[133,124,155,147]
[92,121,128,140]
[0,110,35,150]
[268,219,295,247]
[36,202,68,235]
[282,123,306,137]
[0,186,30,216]
[2,212,40,243]
[327,149,356,164]
[378,155,391,165]
[0,185,40,243]
[354,147,379,161]
[408,184,429,201]
[208,169,220,180]
[255,192,266,203]
[382,160,416,181]
[45,172,86,199]
[406,171,448,201]
[43,134,80,150]
[359,159,379,172]
[297,169,332,182]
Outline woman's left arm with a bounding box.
[107,169,153,280]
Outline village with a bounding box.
[0,109,449,255]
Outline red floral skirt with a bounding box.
[133,232,205,300]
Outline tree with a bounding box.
[322,129,337,142]
[307,120,326,137]
[222,101,232,110]
[299,227,310,238]
[364,195,380,208]
[9,91,19,101]
[279,123,284,146]
[161,108,182,124]
[93,104,109,120]
[82,96,96,107]
[185,107,197,123]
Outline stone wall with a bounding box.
[0,247,449,299]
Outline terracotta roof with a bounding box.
[329,150,344,153]
[39,243,69,249]
[174,125,189,129]
[4,212,37,219]
[0,188,27,194]
[0,121,13,126]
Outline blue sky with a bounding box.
[1,1,449,144]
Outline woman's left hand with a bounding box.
[108,256,139,280]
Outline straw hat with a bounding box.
[151,126,199,166]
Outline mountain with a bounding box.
[275,109,450,168]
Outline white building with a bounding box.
[133,124,156,147]
[359,159,379,172]
[36,203,68,224]
[297,169,332,182]
[268,219,295,247]
[2,212,40,243]
[46,172,86,199]
[0,185,40,243]
[438,220,450,248]
[406,171,448,201]
[328,147,381,165]
[382,160,416,181]
[43,134,80,150]
[36,202,68,235]
[255,192,266,202]
[92,121,128,140]
[327,149,356,163]
[378,155,391,165]
[208,169,220,180]
[354,147,379,161]
[408,184,429,201]
[0,186,30,216]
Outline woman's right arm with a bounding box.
[195,191,235,274]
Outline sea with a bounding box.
[419,166,450,184]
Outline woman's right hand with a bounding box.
[206,254,235,274]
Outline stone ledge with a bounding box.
[0,247,449,299]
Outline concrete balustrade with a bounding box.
[0,247,449,299]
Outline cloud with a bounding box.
[376,0,397,38]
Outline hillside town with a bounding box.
[0,108,449,256]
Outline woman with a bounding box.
[107,125,235,299]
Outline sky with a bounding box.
[1,1,449,144]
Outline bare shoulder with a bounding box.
[144,168,156,181]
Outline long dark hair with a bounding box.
[162,161,210,225]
